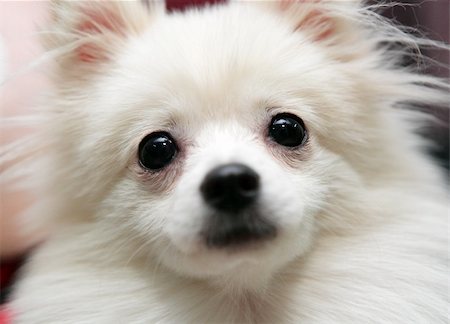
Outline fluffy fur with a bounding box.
[3,0,449,322]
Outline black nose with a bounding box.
[200,163,260,212]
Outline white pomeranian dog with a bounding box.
[3,0,448,323]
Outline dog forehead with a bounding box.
[117,6,317,102]
[106,4,332,137]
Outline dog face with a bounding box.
[45,1,376,287]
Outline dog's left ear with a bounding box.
[263,0,365,60]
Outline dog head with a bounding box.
[40,0,435,289]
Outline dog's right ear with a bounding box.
[44,1,162,74]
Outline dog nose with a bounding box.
[200,163,260,212]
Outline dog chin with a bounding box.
[161,215,312,289]
[159,244,277,288]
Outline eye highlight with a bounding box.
[269,113,307,147]
[138,132,178,170]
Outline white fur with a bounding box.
[4,1,449,323]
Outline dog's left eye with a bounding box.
[269,113,307,147]
[138,132,178,170]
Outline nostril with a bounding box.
[203,177,226,203]
[200,163,260,212]
[238,173,259,193]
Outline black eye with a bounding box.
[138,132,178,170]
[269,113,307,147]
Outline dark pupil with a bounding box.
[139,133,177,170]
[269,114,306,147]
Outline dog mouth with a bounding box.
[202,211,277,249]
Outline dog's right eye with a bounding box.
[138,132,178,170]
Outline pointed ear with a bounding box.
[262,0,364,58]
[44,1,162,70]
